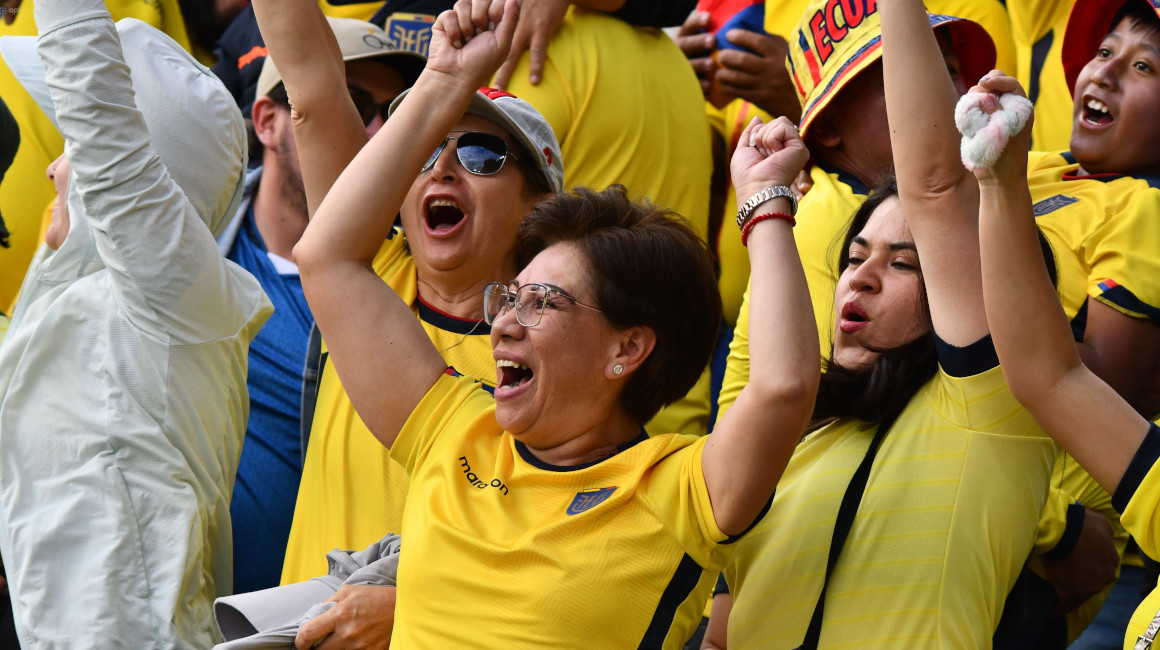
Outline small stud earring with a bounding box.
[613,364,624,375]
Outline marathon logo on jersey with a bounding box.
[805,0,879,66]
[566,487,617,515]
[1032,194,1079,217]
[386,13,436,57]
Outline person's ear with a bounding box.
[251,96,285,151]
[606,325,656,379]
[808,114,842,149]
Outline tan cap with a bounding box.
[255,17,426,98]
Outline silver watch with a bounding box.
[736,185,798,230]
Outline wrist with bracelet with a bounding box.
[737,185,797,246]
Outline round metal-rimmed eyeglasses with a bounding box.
[482,282,602,327]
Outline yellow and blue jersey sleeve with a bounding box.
[1087,184,1160,324]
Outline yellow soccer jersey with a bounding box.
[502,7,713,438]
[390,372,736,649]
[280,228,496,583]
[1110,423,1160,648]
[1009,0,1074,152]
[503,8,710,241]
[723,346,1055,648]
[1029,151,1160,330]
[716,163,868,421]
[0,0,200,314]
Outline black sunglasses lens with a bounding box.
[456,133,509,175]
[348,87,383,127]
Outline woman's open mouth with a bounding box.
[424,197,467,236]
[839,302,869,334]
[497,359,534,390]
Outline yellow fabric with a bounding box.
[503,7,713,438]
[280,228,496,583]
[0,0,198,314]
[1008,0,1074,152]
[390,373,731,648]
[502,8,710,240]
[716,163,867,422]
[724,363,1054,648]
[1029,151,1160,328]
[317,0,382,20]
[1123,426,1160,648]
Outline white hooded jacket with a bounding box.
[0,2,272,647]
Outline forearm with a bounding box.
[979,179,1079,401]
[745,204,819,414]
[252,0,366,215]
[880,0,969,196]
[707,200,819,534]
[251,0,346,109]
[36,0,232,330]
[979,178,1145,491]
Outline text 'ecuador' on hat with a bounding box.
[787,0,996,139]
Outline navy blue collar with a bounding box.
[515,430,650,472]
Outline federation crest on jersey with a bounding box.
[385,13,436,57]
[566,487,617,515]
[1033,194,1079,217]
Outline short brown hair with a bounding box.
[515,185,721,425]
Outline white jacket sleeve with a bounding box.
[35,0,252,343]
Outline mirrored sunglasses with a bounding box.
[423,132,517,177]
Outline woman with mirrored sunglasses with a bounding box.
[250,0,563,624]
[294,0,820,646]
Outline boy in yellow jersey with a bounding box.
[1009,0,1077,152]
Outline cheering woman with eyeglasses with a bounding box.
[294,0,819,645]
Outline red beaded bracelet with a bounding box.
[740,212,795,247]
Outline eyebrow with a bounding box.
[851,236,918,252]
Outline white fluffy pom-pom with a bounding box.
[954,91,1033,171]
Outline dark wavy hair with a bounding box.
[514,185,722,425]
[811,176,1058,429]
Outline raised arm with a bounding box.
[294,0,520,447]
[251,0,367,215]
[33,0,256,341]
[879,0,986,346]
[702,117,819,537]
[974,74,1151,493]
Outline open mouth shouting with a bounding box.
[839,301,870,334]
[496,358,534,395]
[424,196,467,236]
[1081,96,1114,128]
